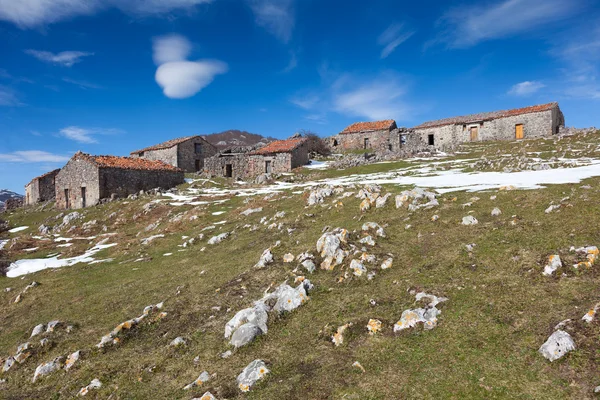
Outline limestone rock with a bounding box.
[237,359,269,392]
[254,248,274,269]
[491,207,502,216]
[462,216,478,225]
[32,356,63,382]
[183,371,210,390]
[65,350,81,371]
[539,330,575,362]
[31,324,45,338]
[78,378,102,396]
[542,255,562,276]
[207,232,229,245]
[394,292,448,332]
[170,337,187,347]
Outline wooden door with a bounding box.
[515,124,524,139]
[470,126,478,141]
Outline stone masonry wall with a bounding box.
[331,129,391,152]
[98,168,184,199]
[55,158,100,209]
[247,153,292,177]
[176,137,217,173]
[38,171,59,203]
[290,143,309,168]
[25,180,39,206]
[205,154,249,180]
[132,146,178,168]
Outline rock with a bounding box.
[2,357,15,372]
[595,385,600,394]
[359,236,375,246]
[545,204,561,214]
[192,392,217,400]
[141,234,164,245]
[225,305,269,340]
[237,359,269,392]
[78,378,102,396]
[254,248,274,269]
[65,350,81,370]
[380,258,393,270]
[572,246,599,269]
[208,232,229,245]
[301,259,316,273]
[352,361,366,373]
[332,323,352,347]
[491,207,502,216]
[31,324,45,337]
[582,303,600,323]
[359,198,371,212]
[367,319,382,335]
[431,215,439,221]
[32,356,63,382]
[46,320,61,332]
[241,207,262,216]
[542,255,562,276]
[170,337,187,347]
[316,228,349,270]
[230,323,263,348]
[350,259,367,277]
[462,216,478,225]
[40,338,49,347]
[361,222,386,237]
[38,224,50,235]
[539,330,575,362]
[283,253,294,263]
[183,371,210,390]
[375,193,391,208]
[272,282,310,313]
[394,292,448,332]
[221,350,232,359]
[396,188,438,210]
[307,186,334,206]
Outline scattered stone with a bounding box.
[307,186,334,206]
[375,193,391,208]
[465,243,476,252]
[543,255,562,276]
[183,371,210,390]
[396,188,438,211]
[46,320,61,332]
[431,215,439,221]
[352,361,366,373]
[462,216,478,225]
[572,246,599,269]
[301,259,316,273]
[141,234,164,245]
[31,324,45,337]
[192,392,217,400]
[64,350,81,371]
[539,330,575,362]
[545,204,561,214]
[359,236,375,246]
[332,323,352,347]
[283,253,294,263]
[380,258,393,270]
[207,232,229,245]
[170,337,187,347]
[96,302,164,348]
[350,259,367,277]
[78,378,102,396]
[582,302,600,323]
[316,228,349,270]
[491,207,502,216]
[237,359,269,392]
[221,350,232,359]
[367,319,382,335]
[361,222,386,237]
[241,207,263,216]
[394,292,448,332]
[254,248,274,269]
[32,356,63,382]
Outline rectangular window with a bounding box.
[81,187,86,208]
[428,134,435,146]
[195,143,202,154]
[138,151,144,157]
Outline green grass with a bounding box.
[2,133,600,398]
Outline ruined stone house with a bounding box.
[329,120,398,152]
[25,169,60,206]
[412,102,565,151]
[204,150,250,180]
[55,152,184,209]
[130,135,217,173]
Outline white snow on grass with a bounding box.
[6,241,117,278]
[212,211,226,216]
[304,160,330,170]
[8,226,28,233]
[0,239,8,250]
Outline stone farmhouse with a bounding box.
[412,102,565,151]
[55,152,184,209]
[25,169,60,206]
[130,135,217,173]
[330,120,398,152]
[205,137,309,179]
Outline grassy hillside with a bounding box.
[1,133,600,399]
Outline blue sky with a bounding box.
[0,0,599,192]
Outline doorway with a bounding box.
[515,124,524,139]
[81,187,86,208]
[265,160,272,174]
[364,138,370,149]
[428,134,435,146]
[470,126,479,141]
[64,189,70,208]
[225,164,233,178]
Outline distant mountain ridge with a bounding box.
[202,129,275,151]
[0,190,23,209]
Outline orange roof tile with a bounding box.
[250,137,307,155]
[414,102,559,129]
[131,135,203,154]
[341,120,396,134]
[74,152,182,172]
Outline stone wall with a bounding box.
[330,129,391,152]
[55,157,100,209]
[131,146,178,167]
[290,142,309,168]
[176,137,217,172]
[25,180,39,206]
[98,168,184,199]
[205,154,249,180]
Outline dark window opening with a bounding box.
[428,134,435,146]
[195,143,202,154]
[265,160,272,174]
[138,151,144,157]
[81,187,86,208]
[364,138,370,149]
[333,139,338,147]
[225,164,233,178]
[480,122,484,127]
[463,125,466,131]
[64,189,70,209]
[388,144,392,151]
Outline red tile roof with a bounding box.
[74,152,182,172]
[131,135,201,154]
[250,137,307,155]
[414,102,559,129]
[341,120,396,134]
[27,169,60,186]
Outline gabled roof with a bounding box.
[250,137,307,155]
[26,169,61,186]
[341,120,396,134]
[131,135,208,154]
[73,152,182,172]
[414,102,559,129]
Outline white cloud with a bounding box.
[378,23,414,59]
[0,85,22,106]
[25,50,93,67]
[0,0,212,28]
[59,126,122,143]
[436,0,582,48]
[507,81,545,96]
[152,34,228,99]
[62,77,102,89]
[0,150,70,163]
[248,0,294,43]
[282,51,297,73]
[290,95,319,110]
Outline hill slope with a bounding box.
[0,189,23,209]
[1,131,600,399]
[202,130,275,150]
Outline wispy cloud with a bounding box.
[62,77,102,89]
[0,85,23,106]
[378,23,414,59]
[0,0,213,28]
[289,95,319,110]
[282,51,297,73]
[0,150,70,163]
[507,81,545,96]
[248,0,294,43]
[59,126,122,143]
[434,0,583,49]
[152,34,228,99]
[25,50,94,67]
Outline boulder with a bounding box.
[542,255,562,276]
[183,371,210,390]
[462,216,478,225]
[237,359,269,392]
[539,330,575,362]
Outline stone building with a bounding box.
[25,169,60,206]
[330,120,398,152]
[55,152,184,209]
[412,102,564,151]
[130,135,217,173]
[205,137,310,179]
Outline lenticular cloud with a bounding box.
[152,34,228,99]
